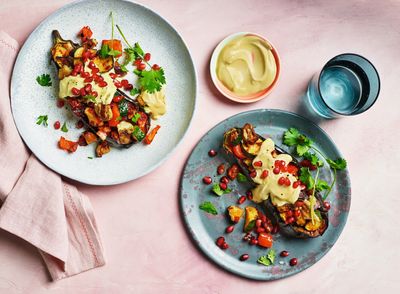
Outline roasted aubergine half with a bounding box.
[223,123,329,238]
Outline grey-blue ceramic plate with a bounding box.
[11,0,196,185]
[180,109,351,280]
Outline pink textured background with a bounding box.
[1,0,399,292]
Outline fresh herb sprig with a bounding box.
[211,183,232,196]
[283,128,347,200]
[257,249,276,266]
[199,201,218,215]
[61,122,68,133]
[36,74,52,87]
[116,24,166,93]
[36,115,48,126]
[99,12,121,58]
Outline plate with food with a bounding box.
[11,0,196,185]
[180,109,350,280]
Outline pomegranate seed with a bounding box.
[264,223,273,233]
[109,73,117,79]
[74,63,83,73]
[144,53,151,61]
[216,236,225,247]
[94,75,103,82]
[88,61,95,69]
[70,70,78,76]
[310,165,317,171]
[221,242,229,250]
[56,99,65,108]
[238,196,246,204]
[294,209,301,218]
[225,225,235,234]
[278,177,286,185]
[260,170,268,179]
[249,171,257,178]
[121,79,129,87]
[286,210,293,217]
[292,181,300,188]
[284,177,291,186]
[202,176,212,185]
[217,164,225,175]
[273,167,280,174]
[91,68,99,74]
[134,58,142,66]
[239,254,249,261]
[274,160,282,167]
[295,201,304,207]
[246,190,253,198]
[80,71,90,78]
[137,63,146,71]
[301,160,311,168]
[79,88,86,96]
[255,219,262,228]
[280,250,289,257]
[54,121,60,130]
[152,64,160,70]
[84,77,93,83]
[281,166,288,173]
[98,81,108,87]
[71,87,80,96]
[286,216,295,224]
[253,161,262,167]
[271,225,279,234]
[76,120,84,129]
[84,83,92,93]
[300,184,306,190]
[92,91,98,97]
[219,182,227,190]
[220,176,229,184]
[323,201,331,210]
[113,96,123,103]
[208,149,217,157]
[289,258,298,266]
[114,81,122,88]
[249,238,258,245]
[256,227,265,233]
[124,84,133,91]
[82,50,90,59]
[259,214,267,223]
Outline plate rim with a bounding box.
[179,108,351,280]
[10,0,198,186]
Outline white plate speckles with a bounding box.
[11,0,197,185]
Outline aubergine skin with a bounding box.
[224,125,329,239]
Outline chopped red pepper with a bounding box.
[144,125,161,145]
[108,103,120,127]
[79,26,93,42]
[102,40,123,57]
[231,145,247,159]
[58,136,78,153]
[257,232,273,248]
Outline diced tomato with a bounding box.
[102,39,123,57]
[79,26,93,42]
[257,232,273,248]
[144,125,161,145]
[231,145,247,159]
[58,136,78,153]
[108,103,121,127]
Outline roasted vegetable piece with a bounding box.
[96,141,111,157]
[257,232,273,248]
[82,131,97,145]
[101,39,123,57]
[78,26,93,42]
[92,55,114,73]
[51,30,79,69]
[85,107,104,127]
[244,206,258,232]
[144,125,160,145]
[94,104,113,121]
[117,121,134,144]
[58,136,78,153]
[227,206,244,223]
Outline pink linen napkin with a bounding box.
[0,31,105,280]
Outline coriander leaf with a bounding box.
[139,68,166,93]
[108,49,121,57]
[237,173,248,182]
[84,95,96,102]
[120,64,128,73]
[199,201,218,215]
[296,144,310,156]
[99,44,110,58]
[299,167,314,190]
[131,113,140,123]
[211,183,232,196]
[316,179,329,191]
[87,156,93,159]
[134,42,144,58]
[283,128,300,146]
[133,69,142,76]
[123,48,135,65]
[303,152,324,167]
[130,88,140,96]
[327,158,347,170]
[36,74,52,87]
[118,100,129,116]
[61,122,68,132]
[257,249,276,266]
[36,115,48,127]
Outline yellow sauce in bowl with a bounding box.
[216,35,277,97]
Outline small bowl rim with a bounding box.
[209,32,281,103]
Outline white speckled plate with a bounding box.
[11,0,197,185]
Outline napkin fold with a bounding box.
[0,31,105,280]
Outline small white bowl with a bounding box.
[210,32,281,103]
